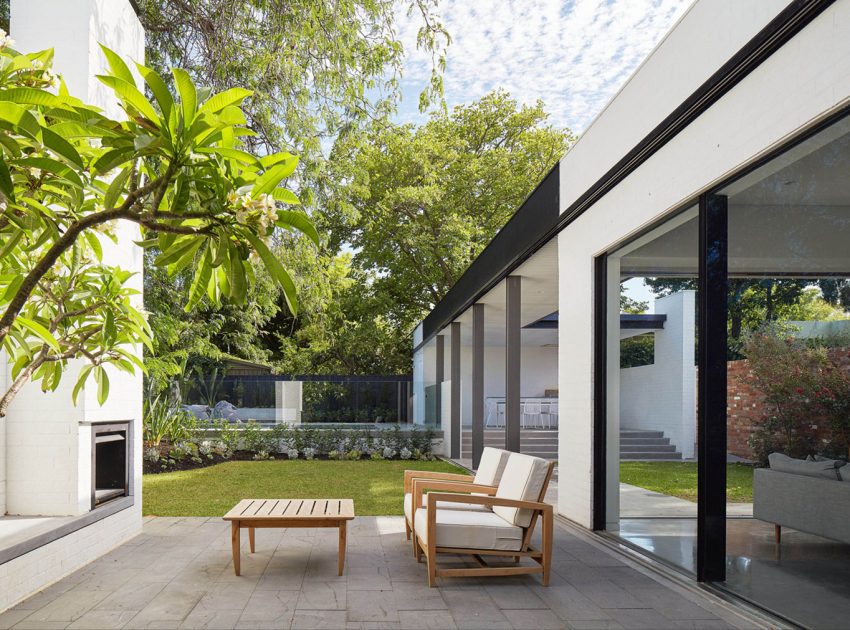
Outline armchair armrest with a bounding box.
[426,492,552,513]
[412,480,497,514]
[403,469,473,494]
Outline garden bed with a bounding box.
[143,421,439,474]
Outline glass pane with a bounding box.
[721,115,850,626]
[606,205,699,573]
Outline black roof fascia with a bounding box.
[415,0,834,351]
[421,163,560,340]
[620,314,667,329]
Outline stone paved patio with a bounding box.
[0,516,762,629]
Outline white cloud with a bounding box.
[395,0,694,132]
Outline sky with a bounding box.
[394,0,695,309]
[393,0,694,133]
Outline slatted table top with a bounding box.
[223,499,355,521]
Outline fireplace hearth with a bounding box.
[91,422,130,510]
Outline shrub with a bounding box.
[744,327,850,462]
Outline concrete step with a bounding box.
[620,429,665,439]
[620,444,677,453]
[619,437,671,446]
[621,451,683,461]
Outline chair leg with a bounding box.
[405,518,411,541]
[775,524,781,544]
[542,508,553,587]
[426,544,437,587]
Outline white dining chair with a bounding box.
[545,402,558,429]
[522,401,543,429]
[496,401,506,427]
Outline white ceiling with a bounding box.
[619,122,850,279]
[437,239,559,347]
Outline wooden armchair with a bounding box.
[402,447,510,542]
[410,453,555,587]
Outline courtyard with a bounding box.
[0,516,756,630]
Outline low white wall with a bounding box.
[0,505,142,612]
[619,292,696,459]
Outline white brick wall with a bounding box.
[0,505,142,611]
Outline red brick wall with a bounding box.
[726,348,850,459]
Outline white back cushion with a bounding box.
[472,447,510,487]
[492,453,550,527]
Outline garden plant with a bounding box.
[0,37,316,415]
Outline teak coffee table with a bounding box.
[224,498,355,576]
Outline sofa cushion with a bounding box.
[413,506,523,551]
[840,466,850,482]
[404,492,489,522]
[769,452,842,481]
[472,447,511,488]
[493,453,550,528]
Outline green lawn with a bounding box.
[620,462,754,503]
[143,459,466,517]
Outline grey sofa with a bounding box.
[754,468,850,545]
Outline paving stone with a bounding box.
[0,610,32,630]
[442,589,511,629]
[5,516,760,630]
[10,621,70,629]
[565,620,626,629]
[346,590,398,623]
[236,590,299,629]
[605,608,684,629]
[22,588,109,623]
[67,609,139,629]
[391,581,447,611]
[501,608,567,629]
[397,610,457,629]
[296,581,347,610]
[290,610,348,629]
[179,608,242,630]
[124,585,206,628]
[483,584,548,610]
[91,581,168,612]
[569,580,650,610]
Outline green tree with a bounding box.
[138,0,449,163]
[0,42,315,414]
[325,90,574,333]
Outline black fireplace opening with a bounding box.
[91,422,130,509]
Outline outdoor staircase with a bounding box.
[620,429,682,461]
[461,429,558,461]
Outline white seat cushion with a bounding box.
[472,447,511,487]
[493,453,550,528]
[413,507,523,551]
[404,492,489,523]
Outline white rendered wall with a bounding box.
[5,0,145,518]
[557,0,850,527]
[619,292,696,459]
[458,345,558,427]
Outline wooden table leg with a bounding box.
[249,527,255,553]
[338,521,347,576]
[231,521,241,576]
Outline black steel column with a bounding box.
[472,304,485,468]
[506,276,521,452]
[592,256,607,531]
[450,322,461,459]
[697,193,728,582]
[435,335,444,428]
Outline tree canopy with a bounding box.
[324,90,573,329]
[0,39,314,413]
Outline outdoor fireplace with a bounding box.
[91,422,130,510]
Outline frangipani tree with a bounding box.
[0,37,317,415]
